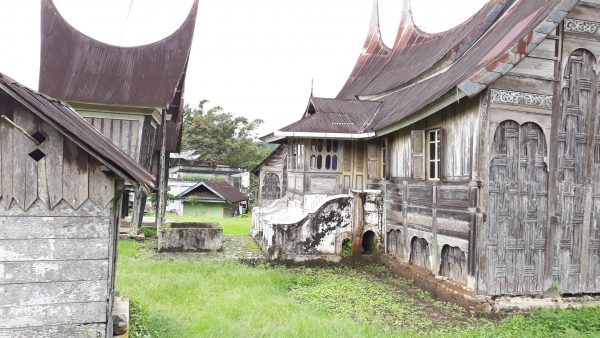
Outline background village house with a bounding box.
[176,180,248,218]
[252,0,600,297]
[38,0,199,235]
[168,152,250,214]
[0,73,155,337]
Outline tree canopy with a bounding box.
[181,100,271,169]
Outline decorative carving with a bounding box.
[564,18,600,35]
[490,89,552,109]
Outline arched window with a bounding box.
[261,173,281,201]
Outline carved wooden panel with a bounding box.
[439,245,467,285]
[555,49,600,293]
[485,121,548,295]
[409,237,430,269]
[261,173,281,201]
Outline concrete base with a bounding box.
[112,297,129,338]
[159,222,223,252]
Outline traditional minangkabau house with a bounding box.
[253,0,600,297]
[38,0,198,234]
[0,73,155,336]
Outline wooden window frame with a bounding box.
[426,128,441,181]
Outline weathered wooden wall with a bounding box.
[0,106,118,336]
[257,145,287,207]
[476,3,600,296]
[476,18,559,295]
[373,96,481,287]
[83,116,155,168]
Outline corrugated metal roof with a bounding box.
[369,0,569,131]
[280,97,381,134]
[0,73,156,190]
[337,0,509,99]
[38,0,198,109]
[176,180,248,203]
[278,0,572,136]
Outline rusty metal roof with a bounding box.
[369,0,573,131]
[38,0,198,109]
[0,73,156,190]
[278,0,574,136]
[279,97,381,134]
[337,0,510,99]
[176,180,248,203]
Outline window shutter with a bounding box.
[343,141,352,172]
[355,142,365,173]
[411,130,425,180]
[367,142,380,179]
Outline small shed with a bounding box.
[0,73,155,336]
[176,180,248,218]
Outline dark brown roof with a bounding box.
[0,73,156,190]
[38,0,198,109]
[177,180,248,203]
[279,97,381,134]
[337,0,509,99]
[275,0,573,135]
[369,0,568,130]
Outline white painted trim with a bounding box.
[261,131,376,143]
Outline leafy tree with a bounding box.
[182,100,271,169]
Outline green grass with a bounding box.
[117,240,600,338]
[155,213,251,235]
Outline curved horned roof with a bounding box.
[337,0,510,99]
[38,0,199,109]
[264,0,578,143]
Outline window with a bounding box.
[309,139,339,171]
[427,129,441,180]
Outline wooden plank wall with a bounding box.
[258,145,287,207]
[0,107,117,335]
[477,1,600,296]
[84,117,143,163]
[477,23,559,296]
[372,96,481,287]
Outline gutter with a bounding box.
[260,131,376,143]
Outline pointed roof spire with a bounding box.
[363,0,390,54]
[393,0,419,49]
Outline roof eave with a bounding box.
[375,89,466,137]
[261,131,376,143]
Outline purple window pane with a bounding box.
[317,139,323,152]
[332,155,338,170]
[317,155,322,169]
[332,140,338,152]
[325,155,331,169]
[326,139,332,152]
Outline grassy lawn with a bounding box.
[148,214,251,235]
[117,240,600,338]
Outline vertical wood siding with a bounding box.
[85,117,142,162]
[0,108,117,335]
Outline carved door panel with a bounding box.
[486,121,548,295]
[555,49,596,293]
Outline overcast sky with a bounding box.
[0,0,487,136]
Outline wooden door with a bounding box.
[555,49,598,292]
[485,121,548,295]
